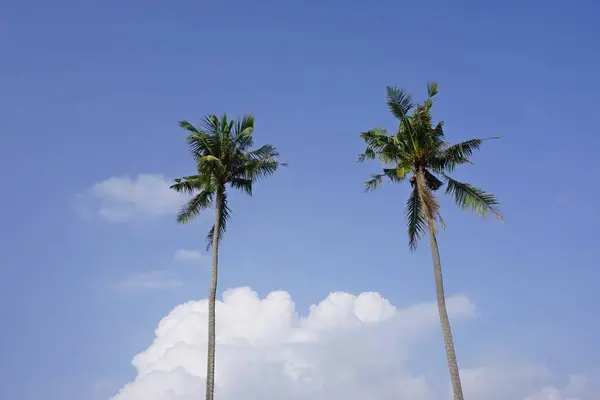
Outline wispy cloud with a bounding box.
[76,174,186,222]
[174,249,206,262]
[113,271,184,292]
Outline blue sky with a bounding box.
[1,0,599,399]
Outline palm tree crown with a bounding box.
[359,83,503,249]
[170,114,285,246]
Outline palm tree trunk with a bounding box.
[427,225,464,400]
[205,190,222,400]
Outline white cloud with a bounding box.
[174,249,206,262]
[79,174,186,222]
[114,271,184,291]
[525,375,591,400]
[110,288,595,400]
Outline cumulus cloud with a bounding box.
[110,288,594,400]
[174,249,206,262]
[78,174,187,222]
[525,375,591,400]
[114,271,184,291]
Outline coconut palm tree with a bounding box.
[358,83,502,400]
[170,114,285,400]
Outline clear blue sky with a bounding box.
[1,0,599,399]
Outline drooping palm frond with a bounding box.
[230,178,252,195]
[443,175,503,220]
[415,172,440,227]
[205,192,231,249]
[176,189,214,224]
[405,187,427,250]
[423,169,444,191]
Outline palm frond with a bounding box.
[360,128,391,151]
[180,120,216,157]
[360,128,407,164]
[233,115,255,151]
[246,144,278,160]
[386,86,414,120]
[435,137,499,172]
[358,147,377,163]
[230,178,252,195]
[200,114,222,157]
[206,192,231,249]
[415,172,440,226]
[423,169,443,191]
[427,81,439,98]
[176,190,214,224]
[405,187,427,250]
[240,158,283,182]
[444,175,503,220]
[364,165,410,192]
[170,175,204,195]
[365,173,384,192]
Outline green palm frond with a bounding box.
[434,137,499,172]
[443,175,503,220]
[205,192,231,249]
[180,121,216,157]
[364,165,410,192]
[246,144,278,160]
[360,128,391,151]
[365,173,384,192]
[405,187,427,250]
[423,169,443,191]
[358,147,377,163]
[241,157,284,181]
[170,176,202,195]
[200,114,223,156]
[427,81,439,98]
[444,138,482,160]
[230,178,252,195]
[386,86,414,120]
[233,115,255,151]
[359,128,407,164]
[176,190,214,224]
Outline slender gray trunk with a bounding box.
[205,190,222,400]
[427,226,464,400]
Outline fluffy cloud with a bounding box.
[78,174,186,222]
[110,288,594,400]
[174,249,206,262]
[114,271,184,291]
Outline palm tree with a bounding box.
[359,83,502,400]
[170,114,285,400]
